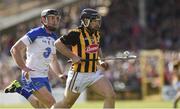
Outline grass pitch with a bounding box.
[0,99,175,109]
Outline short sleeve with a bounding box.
[26,29,38,44]
[20,35,31,46]
[60,30,80,46]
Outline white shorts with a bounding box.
[65,70,104,93]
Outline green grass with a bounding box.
[0,100,176,109]
[73,100,173,109]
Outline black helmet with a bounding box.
[80,8,101,28]
[41,9,59,17]
[80,8,101,20]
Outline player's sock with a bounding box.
[4,80,32,99]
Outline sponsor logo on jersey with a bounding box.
[85,44,99,53]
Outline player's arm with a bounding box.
[98,48,104,59]
[55,39,76,60]
[11,34,34,73]
[50,54,67,82]
[97,32,104,64]
[50,54,63,75]
[98,46,109,70]
[10,40,27,69]
[54,31,81,63]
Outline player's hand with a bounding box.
[71,56,81,64]
[100,61,109,70]
[22,66,35,72]
[58,74,68,84]
[23,72,30,80]
[22,66,35,80]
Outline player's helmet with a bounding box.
[80,8,101,28]
[41,9,59,17]
[41,9,60,31]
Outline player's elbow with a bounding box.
[54,39,61,48]
[54,40,59,48]
[10,45,18,55]
[10,46,15,55]
[54,39,64,50]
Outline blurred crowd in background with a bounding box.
[0,0,179,99]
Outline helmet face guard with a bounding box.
[80,8,101,28]
[41,9,60,31]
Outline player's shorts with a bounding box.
[21,74,51,93]
[66,70,104,93]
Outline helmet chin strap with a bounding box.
[81,19,90,27]
[43,17,48,25]
[43,17,57,32]
[44,25,57,32]
[82,19,100,33]
[87,27,97,33]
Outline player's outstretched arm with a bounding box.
[50,54,63,75]
[10,40,27,69]
[50,54,67,82]
[54,39,81,63]
[98,48,109,70]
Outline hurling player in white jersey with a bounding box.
[4,9,67,108]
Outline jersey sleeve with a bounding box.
[20,34,31,46]
[25,29,37,44]
[60,30,80,46]
[21,28,39,46]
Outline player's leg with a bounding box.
[33,87,55,108]
[28,94,46,108]
[173,92,180,108]
[30,77,56,108]
[52,72,80,108]
[52,89,80,108]
[89,76,116,108]
[4,80,32,99]
[4,80,46,108]
[173,82,180,109]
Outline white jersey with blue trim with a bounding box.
[20,26,58,77]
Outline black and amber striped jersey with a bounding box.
[60,26,101,73]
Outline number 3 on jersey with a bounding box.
[43,47,51,58]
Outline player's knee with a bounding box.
[104,91,116,100]
[65,102,73,108]
[45,98,56,108]
[63,99,74,108]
